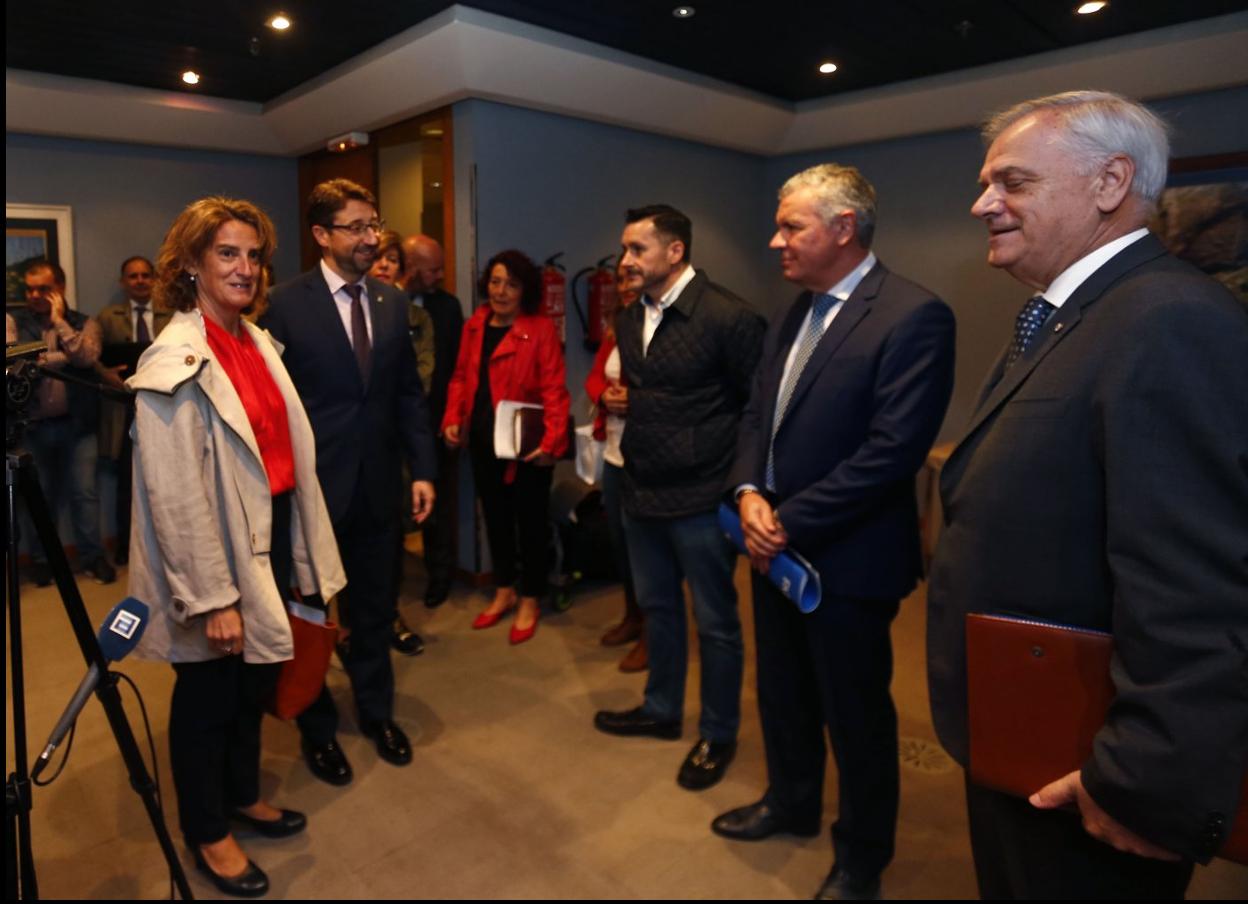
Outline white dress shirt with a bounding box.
[129,298,155,340]
[776,252,877,392]
[1043,229,1149,309]
[642,263,697,355]
[320,259,374,345]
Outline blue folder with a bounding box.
[718,503,822,613]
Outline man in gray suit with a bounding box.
[927,91,1248,898]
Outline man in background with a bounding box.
[96,255,170,565]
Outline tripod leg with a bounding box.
[8,459,39,900]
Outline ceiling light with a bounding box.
[267,13,291,30]
[181,70,200,86]
[818,62,838,75]
[1076,2,1107,13]
[672,6,695,18]
[327,131,369,153]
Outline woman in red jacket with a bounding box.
[443,250,569,644]
[585,264,646,671]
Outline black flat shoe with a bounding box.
[363,719,413,765]
[391,617,425,656]
[191,847,269,898]
[231,807,307,838]
[424,585,450,608]
[301,739,353,786]
[711,799,821,840]
[677,738,737,790]
[593,706,681,740]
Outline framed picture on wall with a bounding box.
[6,203,77,311]
[1151,152,1247,304]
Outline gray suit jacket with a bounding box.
[927,233,1248,862]
[96,300,173,458]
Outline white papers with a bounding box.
[493,400,542,459]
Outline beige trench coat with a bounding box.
[126,310,346,664]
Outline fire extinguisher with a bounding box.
[541,253,567,345]
[571,255,617,351]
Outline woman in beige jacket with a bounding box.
[128,197,345,898]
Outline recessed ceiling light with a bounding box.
[267,13,291,30]
[818,62,838,75]
[181,70,200,86]
[1076,1,1107,13]
[672,6,695,18]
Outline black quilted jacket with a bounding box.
[616,270,765,518]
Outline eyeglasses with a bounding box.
[325,219,385,237]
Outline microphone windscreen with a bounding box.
[95,597,149,662]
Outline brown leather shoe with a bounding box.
[600,618,642,647]
[618,635,648,672]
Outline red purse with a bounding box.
[270,597,339,720]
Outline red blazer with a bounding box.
[584,333,620,441]
[443,306,570,458]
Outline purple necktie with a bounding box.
[344,284,371,379]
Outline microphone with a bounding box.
[31,597,149,780]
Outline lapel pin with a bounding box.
[1054,322,1063,332]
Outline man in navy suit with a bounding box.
[262,179,436,785]
[928,91,1247,898]
[712,164,955,901]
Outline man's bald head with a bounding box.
[401,235,445,293]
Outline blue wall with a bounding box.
[5,134,300,314]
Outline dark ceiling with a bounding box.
[6,1,1245,104]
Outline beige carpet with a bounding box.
[6,552,1245,899]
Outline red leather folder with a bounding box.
[966,612,1247,863]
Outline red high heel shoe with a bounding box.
[509,617,538,645]
[473,609,506,629]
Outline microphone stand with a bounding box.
[6,380,192,898]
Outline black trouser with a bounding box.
[420,441,458,594]
[964,777,1194,899]
[169,492,290,846]
[753,577,900,880]
[298,488,402,742]
[468,438,552,597]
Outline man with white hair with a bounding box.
[712,164,955,900]
[928,91,1248,897]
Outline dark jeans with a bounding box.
[420,441,458,594]
[23,416,103,563]
[754,578,900,879]
[298,485,402,742]
[601,462,638,620]
[964,776,1194,899]
[469,439,553,597]
[622,508,741,742]
[168,492,290,846]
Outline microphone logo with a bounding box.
[109,609,142,640]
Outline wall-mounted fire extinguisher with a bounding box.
[571,255,617,351]
[541,253,567,345]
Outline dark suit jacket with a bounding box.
[728,261,955,601]
[262,268,436,525]
[411,287,464,430]
[96,300,173,459]
[927,234,1248,862]
[617,269,765,519]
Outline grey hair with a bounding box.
[983,90,1170,204]
[779,163,877,248]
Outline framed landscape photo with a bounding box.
[6,203,77,310]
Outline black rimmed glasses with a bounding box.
[325,219,386,237]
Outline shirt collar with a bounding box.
[646,263,696,312]
[1043,228,1149,309]
[320,258,367,298]
[821,252,877,302]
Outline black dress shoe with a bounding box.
[301,739,353,786]
[813,865,881,901]
[230,807,307,838]
[363,719,413,765]
[677,738,737,790]
[712,800,821,841]
[424,584,450,608]
[593,706,681,739]
[391,617,425,656]
[191,847,269,898]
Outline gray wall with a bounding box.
[5,133,300,314]
[764,84,1248,440]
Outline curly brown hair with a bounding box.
[154,197,277,313]
[478,249,542,315]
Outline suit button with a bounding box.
[185,355,196,366]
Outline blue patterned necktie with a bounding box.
[1005,295,1056,369]
[765,293,836,489]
